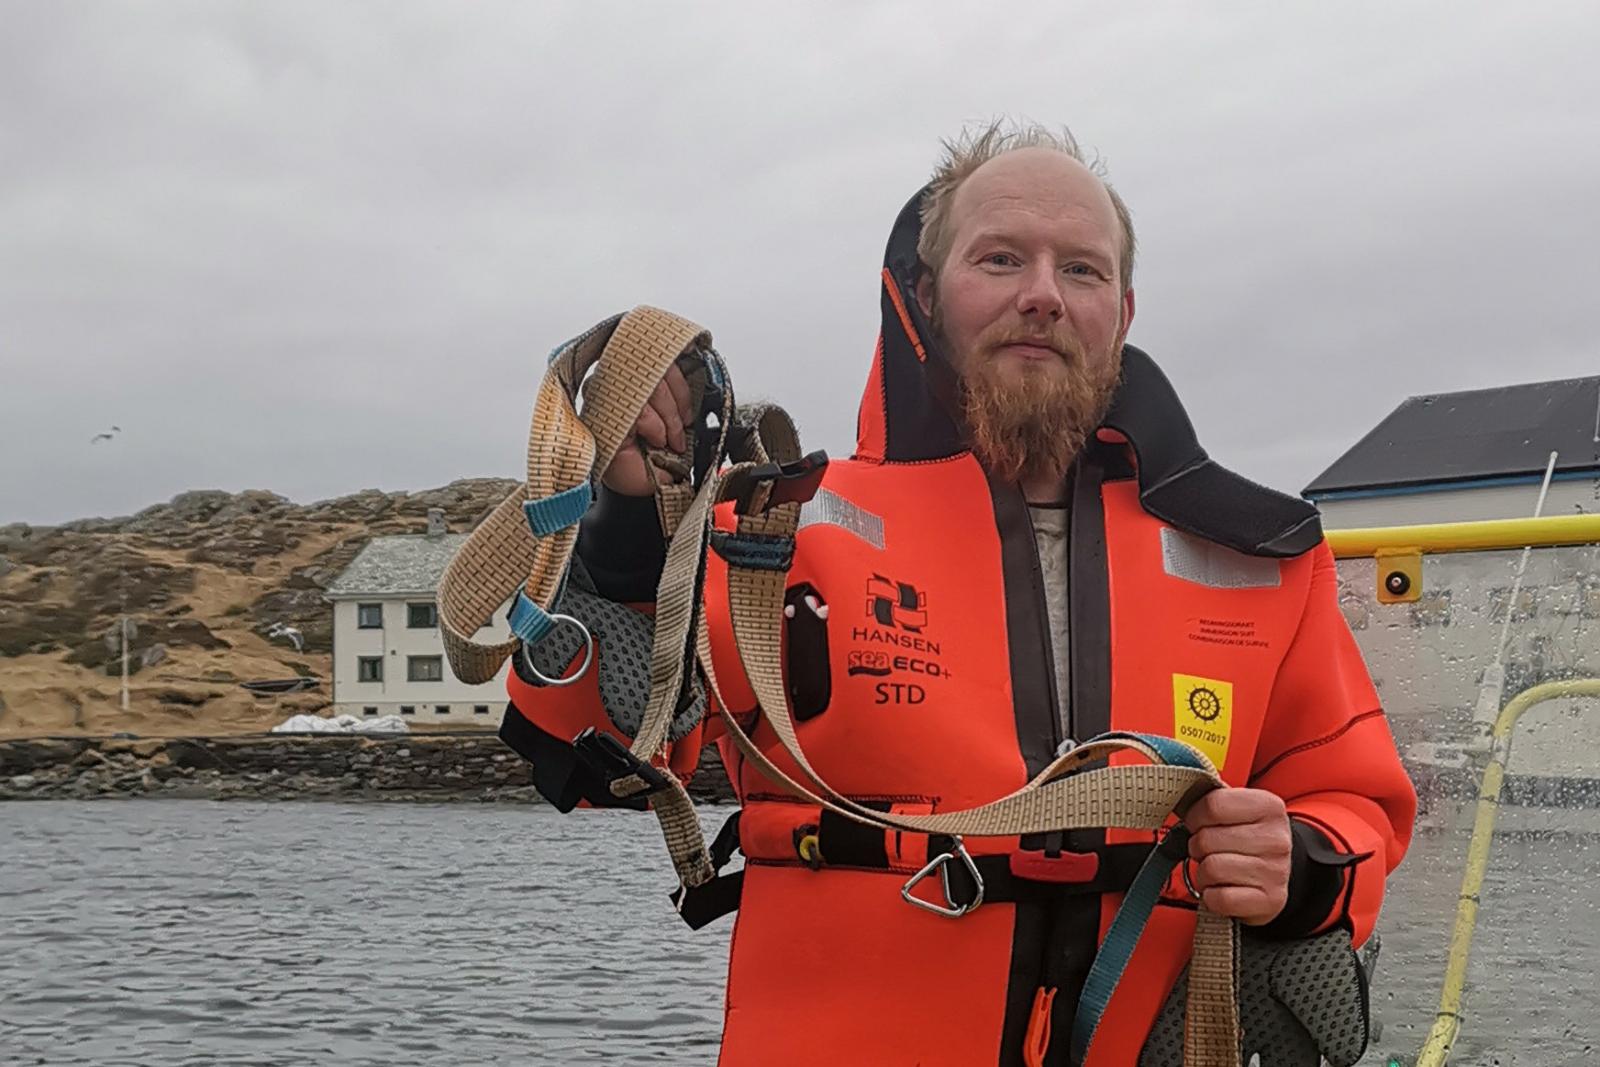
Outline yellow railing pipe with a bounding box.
[1326,514,1600,558]
[1415,678,1600,1067]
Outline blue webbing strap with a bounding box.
[708,530,796,572]
[1093,730,1209,771]
[1071,825,1194,1064]
[509,481,594,650]
[507,588,557,647]
[1070,731,1214,1065]
[523,481,594,537]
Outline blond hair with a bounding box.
[917,120,1136,289]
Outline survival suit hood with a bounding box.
[853,184,1323,559]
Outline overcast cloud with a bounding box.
[3,1,1597,525]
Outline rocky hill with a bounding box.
[0,479,518,738]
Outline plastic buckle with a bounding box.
[734,450,829,514]
[571,727,670,795]
[901,837,984,918]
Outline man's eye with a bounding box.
[1063,263,1096,277]
[984,253,1017,267]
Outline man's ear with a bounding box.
[1116,287,1136,347]
[915,269,935,318]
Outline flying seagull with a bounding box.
[90,425,122,444]
[266,622,305,653]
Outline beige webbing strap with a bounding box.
[712,552,1215,819]
[1186,909,1241,1064]
[706,558,1241,1065]
[437,307,725,889]
[691,412,1243,1066]
[608,470,729,888]
[443,307,1242,1061]
[438,307,708,685]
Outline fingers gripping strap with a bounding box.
[437,307,706,684]
[579,310,709,471]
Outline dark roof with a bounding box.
[1304,375,1600,497]
[325,533,468,598]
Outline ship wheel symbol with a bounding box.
[1187,686,1222,722]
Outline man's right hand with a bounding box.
[599,363,695,497]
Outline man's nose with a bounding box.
[1015,260,1065,320]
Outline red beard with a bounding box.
[954,324,1123,487]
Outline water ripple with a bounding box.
[3,800,735,1065]
[5,801,1597,1064]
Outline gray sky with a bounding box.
[4,1,1597,525]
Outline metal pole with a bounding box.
[1471,451,1559,737]
[120,613,130,712]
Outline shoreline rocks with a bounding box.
[0,734,735,805]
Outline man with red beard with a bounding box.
[500,123,1416,1065]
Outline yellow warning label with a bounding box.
[1172,673,1233,770]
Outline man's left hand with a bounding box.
[1184,787,1292,925]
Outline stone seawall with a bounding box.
[0,733,735,804]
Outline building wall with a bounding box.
[331,597,511,727]
[1335,543,1600,781]
[1314,475,1600,530]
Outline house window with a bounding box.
[474,704,490,715]
[362,706,378,716]
[400,705,415,716]
[408,655,444,682]
[435,705,450,715]
[357,656,383,683]
[357,603,383,629]
[407,602,438,629]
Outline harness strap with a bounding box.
[670,811,745,930]
[671,799,1160,930]
[684,413,1242,1066]
[498,703,646,813]
[439,306,735,889]
[449,309,1243,1065]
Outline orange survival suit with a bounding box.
[498,189,1418,1066]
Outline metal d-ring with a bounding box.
[519,612,595,688]
[901,836,984,918]
[1182,856,1204,902]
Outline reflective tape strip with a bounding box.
[1161,527,1281,589]
[797,487,886,549]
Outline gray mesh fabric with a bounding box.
[1139,926,1368,1067]
[525,568,706,743]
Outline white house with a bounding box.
[1305,374,1600,528]
[325,509,510,726]
[1306,376,1600,791]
